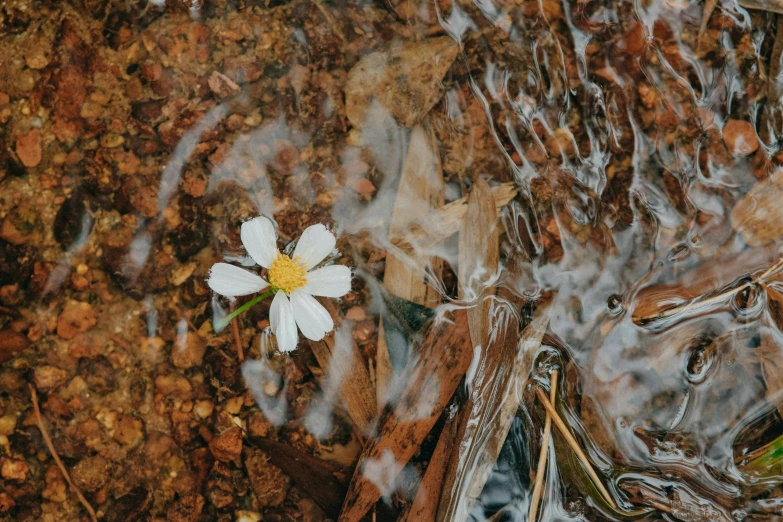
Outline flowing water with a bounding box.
[2,0,783,521]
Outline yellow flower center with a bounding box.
[268,253,308,294]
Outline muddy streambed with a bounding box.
[2,0,783,521]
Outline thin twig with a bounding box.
[529,369,559,522]
[639,256,783,323]
[231,316,245,362]
[534,387,617,510]
[29,386,98,522]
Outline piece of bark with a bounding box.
[307,301,377,434]
[248,436,347,519]
[401,413,458,522]
[339,308,472,522]
[345,37,459,129]
[731,169,783,247]
[437,311,550,522]
[391,183,517,256]
[457,179,500,349]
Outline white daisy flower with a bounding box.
[208,216,352,352]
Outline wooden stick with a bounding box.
[534,388,617,510]
[637,256,783,323]
[230,303,245,362]
[528,369,559,522]
[30,386,98,522]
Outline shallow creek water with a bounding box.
[2,0,783,521]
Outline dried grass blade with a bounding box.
[535,387,617,509]
[339,309,472,522]
[529,369,560,522]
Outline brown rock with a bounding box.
[245,450,289,507]
[208,71,240,98]
[33,365,68,391]
[1,204,41,245]
[113,414,144,445]
[166,494,204,522]
[354,178,375,197]
[345,36,459,129]
[171,331,207,369]
[722,119,759,156]
[731,168,783,246]
[57,301,98,339]
[71,455,111,492]
[208,427,242,465]
[155,374,193,399]
[0,329,30,363]
[1,459,30,481]
[15,129,42,167]
[345,306,366,321]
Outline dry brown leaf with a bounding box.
[437,311,550,522]
[378,123,445,409]
[339,308,472,522]
[384,123,445,308]
[731,169,783,247]
[458,179,500,348]
[345,37,459,129]
[307,301,377,434]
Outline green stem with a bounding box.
[215,289,275,332]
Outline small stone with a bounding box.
[34,365,68,391]
[722,119,759,156]
[113,414,144,445]
[171,331,207,369]
[71,455,111,492]
[57,301,98,339]
[1,459,30,481]
[100,132,125,148]
[208,427,242,465]
[0,414,16,436]
[245,450,289,507]
[353,319,376,343]
[0,329,30,364]
[0,93,9,105]
[208,71,240,98]
[155,374,193,399]
[354,178,375,196]
[193,400,214,419]
[0,492,14,513]
[15,129,42,167]
[345,306,366,321]
[166,494,204,522]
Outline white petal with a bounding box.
[290,290,334,341]
[241,216,279,268]
[303,265,352,297]
[207,263,268,297]
[270,291,298,352]
[293,224,336,270]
